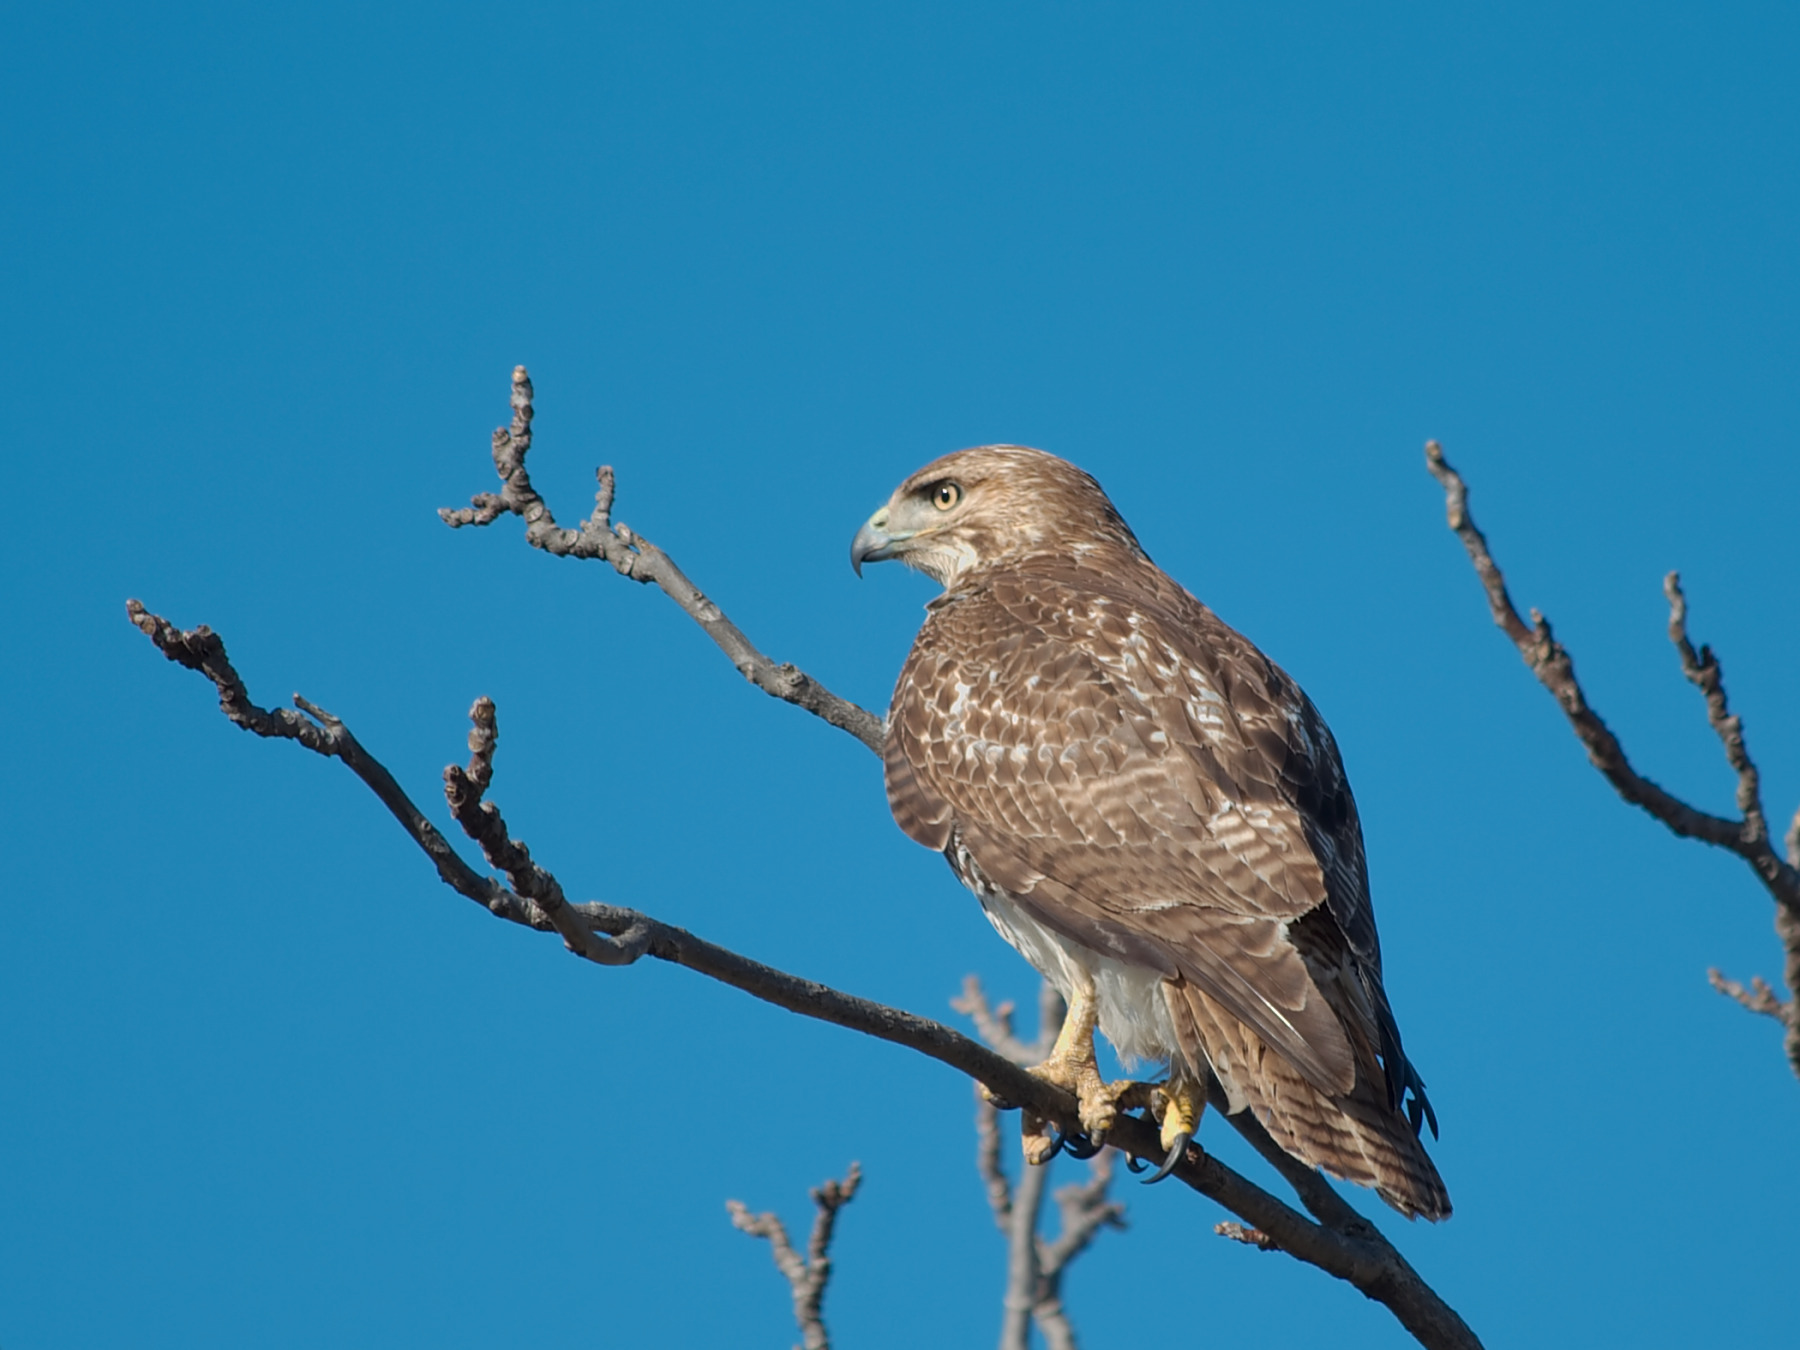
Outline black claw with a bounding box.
[1046,1127,1102,1160]
[1125,1153,1149,1173]
[1061,1130,1103,1159]
[1142,1129,1193,1185]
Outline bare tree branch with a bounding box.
[728,1163,863,1350]
[1215,1221,1280,1251]
[971,1066,1018,1235]
[1664,573,1769,841]
[999,1122,1053,1350]
[1424,441,1800,1076]
[1707,969,1790,1021]
[439,365,885,755]
[128,607,1478,1346]
[958,979,1124,1350]
[958,979,1065,1349]
[1041,1158,1124,1275]
[951,975,1043,1067]
[123,372,1485,1348]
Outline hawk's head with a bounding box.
[850,444,1144,588]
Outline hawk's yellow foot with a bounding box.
[1020,1110,1061,1166]
[1021,985,1157,1161]
[1141,1076,1207,1185]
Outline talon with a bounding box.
[1125,1153,1149,1174]
[1057,1129,1102,1159]
[979,1082,1019,1111]
[1143,1128,1193,1184]
[1141,1075,1205,1184]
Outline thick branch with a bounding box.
[728,1163,862,1350]
[439,366,884,754]
[1425,442,1800,1076]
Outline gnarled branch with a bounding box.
[1425,441,1800,1076]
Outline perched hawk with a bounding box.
[852,445,1449,1220]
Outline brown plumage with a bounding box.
[853,445,1450,1220]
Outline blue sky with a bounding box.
[4,3,1797,1346]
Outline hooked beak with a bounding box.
[850,509,911,576]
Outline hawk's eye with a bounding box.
[931,482,963,511]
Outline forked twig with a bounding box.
[728,1164,862,1350]
[1425,441,1800,1076]
[440,366,884,753]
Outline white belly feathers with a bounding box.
[974,884,1180,1071]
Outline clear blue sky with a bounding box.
[4,3,1796,1346]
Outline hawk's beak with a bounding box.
[850,509,910,576]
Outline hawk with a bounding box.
[852,445,1449,1219]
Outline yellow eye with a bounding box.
[931,482,962,511]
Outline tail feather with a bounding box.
[1166,977,1451,1221]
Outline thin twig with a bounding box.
[951,976,1044,1067]
[728,1163,862,1350]
[1215,1222,1280,1251]
[439,366,885,754]
[972,1076,1015,1233]
[1425,441,1800,1077]
[1001,1125,1052,1350]
[445,695,652,964]
[1042,1153,1125,1278]
[962,979,1048,1350]
[1707,970,1789,1021]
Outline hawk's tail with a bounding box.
[1167,980,1452,1221]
